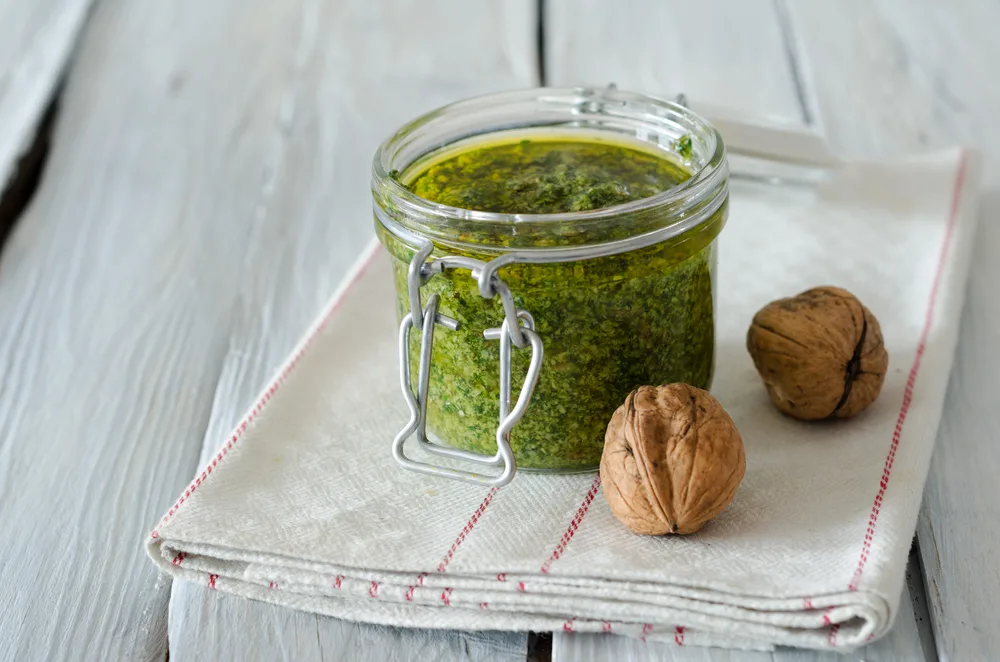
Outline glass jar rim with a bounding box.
[372,86,728,250]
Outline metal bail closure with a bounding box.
[391,245,543,487]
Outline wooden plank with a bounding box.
[0,2,256,658]
[783,0,1000,173]
[0,0,93,188]
[544,0,807,123]
[171,593,528,662]
[783,4,1000,660]
[906,542,938,662]
[554,634,772,662]
[0,0,532,660]
[916,189,1000,662]
[155,0,537,660]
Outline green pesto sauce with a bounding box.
[407,139,687,214]
[378,135,722,471]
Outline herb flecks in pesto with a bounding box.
[674,134,694,161]
[378,135,724,471]
[407,139,687,214]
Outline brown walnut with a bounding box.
[746,286,888,420]
[601,384,746,535]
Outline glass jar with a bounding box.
[372,86,729,486]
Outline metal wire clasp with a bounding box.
[391,241,543,487]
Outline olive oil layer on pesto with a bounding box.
[408,140,686,214]
[381,137,722,471]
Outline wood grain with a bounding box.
[0,0,256,656]
[544,0,806,123]
[784,4,1000,660]
[171,591,528,662]
[0,0,93,189]
[0,0,534,659]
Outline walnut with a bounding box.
[600,384,746,535]
[746,286,888,420]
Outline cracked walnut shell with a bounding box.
[601,384,746,535]
[747,286,888,420]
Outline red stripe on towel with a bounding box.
[540,474,601,573]
[848,150,968,591]
[436,487,497,572]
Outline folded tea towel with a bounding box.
[147,148,981,652]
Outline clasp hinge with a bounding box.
[391,242,543,487]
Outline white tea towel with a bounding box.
[147,148,981,652]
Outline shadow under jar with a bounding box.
[373,86,729,484]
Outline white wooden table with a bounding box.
[0,1,996,660]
